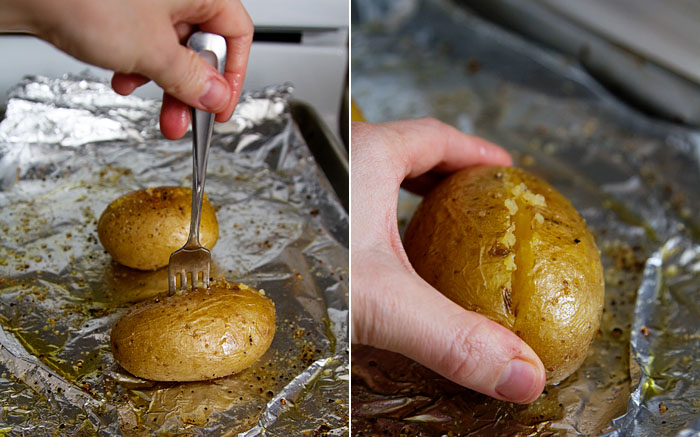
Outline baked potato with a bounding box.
[110,280,276,381]
[97,186,218,270]
[404,166,604,383]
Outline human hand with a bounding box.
[3,0,252,140]
[351,118,546,404]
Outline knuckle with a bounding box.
[241,9,254,35]
[166,50,203,99]
[439,316,490,382]
[136,47,168,78]
[196,0,217,17]
[135,33,205,101]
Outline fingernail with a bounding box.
[199,78,228,111]
[495,359,539,403]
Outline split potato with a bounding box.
[97,186,218,270]
[404,166,604,383]
[110,280,276,381]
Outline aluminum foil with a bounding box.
[0,75,348,435]
[351,0,700,435]
[609,237,700,436]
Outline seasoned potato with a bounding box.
[98,186,218,270]
[110,280,276,381]
[404,166,604,383]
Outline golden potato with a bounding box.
[110,280,276,381]
[97,186,218,270]
[404,166,604,384]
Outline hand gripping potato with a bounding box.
[97,186,218,270]
[404,166,604,384]
[110,280,276,381]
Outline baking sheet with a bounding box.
[351,0,700,435]
[0,76,348,435]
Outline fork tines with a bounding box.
[168,248,211,293]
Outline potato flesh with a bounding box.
[509,171,601,382]
[404,167,604,384]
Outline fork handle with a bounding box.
[185,32,227,248]
[186,106,214,248]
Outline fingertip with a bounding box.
[442,118,513,168]
[493,146,514,167]
[495,357,546,404]
[111,73,150,96]
[215,110,232,123]
[417,304,545,404]
[111,74,134,96]
[214,93,237,122]
[215,72,244,122]
[530,362,547,402]
[198,75,231,113]
[159,93,190,140]
[487,323,546,404]
[470,136,513,168]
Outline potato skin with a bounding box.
[98,186,218,270]
[404,166,604,384]
[110,280,276,381]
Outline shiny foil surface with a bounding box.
[0,76,348,435]
[352,0,700,435]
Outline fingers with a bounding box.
[135,0,253,119]
[111,73,151,96]
[358,118,512,180]
[352,254,546,404]
[177,0,253,122]
[110,0,253,137]
[111,71,192,141]
[215,46,249,122]
[352,119,513,253]
[141,39,232,114]
[198,1,253,122]
[174,21,193,43]
[159,92,190,140]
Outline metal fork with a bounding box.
[168,32,227,293]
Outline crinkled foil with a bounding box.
[608,238,700,436]
[351,0,700,435]
[0,75,348,435]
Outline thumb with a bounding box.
[353,257,546,404]
[140,42,231,113]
